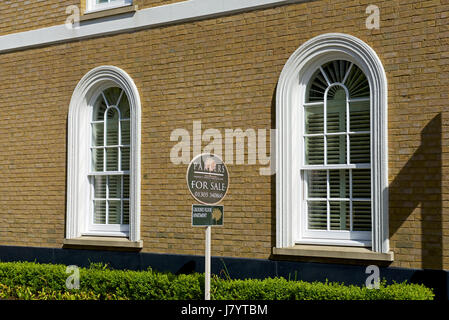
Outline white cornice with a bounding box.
[0,0,308,54]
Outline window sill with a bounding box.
[81,5,138,22]
[272,245,394,262]
[63,237,143,250]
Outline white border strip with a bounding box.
[0,0,308,53]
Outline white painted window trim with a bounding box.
[66,66,141,242]
[276,33,389,253]
[85,0,133,13]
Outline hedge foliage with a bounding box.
[0,261,434,300]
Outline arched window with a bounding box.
[66,66,141,243]
[302,60,371,245]
[89,87,131,234]
[276,34,389,253]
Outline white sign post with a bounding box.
[191,205,223,300]
[205,226,211,300]
[187,154,229,301]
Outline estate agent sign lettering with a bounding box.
[192,205,224,227]
[186,153,229,205]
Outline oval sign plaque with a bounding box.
[186,153,229,205]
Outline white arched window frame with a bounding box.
[276,34,389,253]
[66,66,141,242]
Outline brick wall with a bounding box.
[0,0,448,270]
[0,0,185,36]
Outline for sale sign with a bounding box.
[186,153,229,205]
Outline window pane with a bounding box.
[92,148,104,172]
[327,109,346,133]
[352,201,371,231]
[322,60,352,84]
[350,100,370,132]
[305,106,324,134]
[327,135,346,164]
[106,148,119,171]
[350,134,370,163]
[330,201,350,231]
[93,95,107,121]
[329,170,349,199]
[121,147,130,171]
[123,200,129,224]
[118,93,130,119]
[106,109,119,146]
[108,200,121,224]
[352,169,371,199]
[307,170,326,198]
[93,200,106,224]
[108,175,122,199]
[121,120,130,145]
[123,175,130,198]
[103,87,122,107]
[93,176,106,199]
[305,136,324,165]
[92,123,104,146]
[327,86,346,133]
[307,201,327,230]
[306,69,327,102]
[345,65,370,98]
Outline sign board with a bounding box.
[187,153,228,301]
[192,205,224,227]
[186,153,229,205]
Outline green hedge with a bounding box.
[0,261,435,300]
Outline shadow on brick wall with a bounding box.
[388,113,444,298]
[271,87,277,250]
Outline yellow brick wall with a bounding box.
[0,0,76,35]
[0,0,448,270]
[0,0,185,36]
